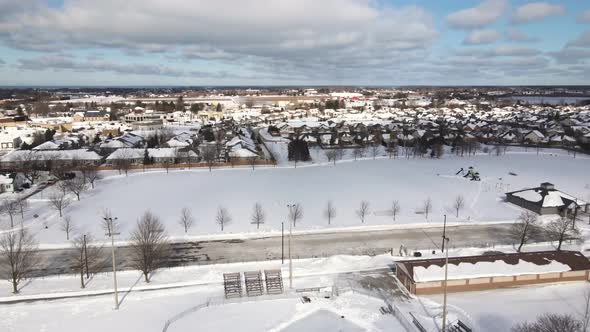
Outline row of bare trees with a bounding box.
[510,211,581,252]
[0,209,171,294]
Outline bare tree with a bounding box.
[288,203,304,228]
[216,206,232,231]
[81,165,101,188]
[65,176,88,201]
[201,145,217,172]
[390,200,401,222]
[178,207,194,233]
[423,197,432,219]
[129,211,167,283]
[60,215,75,240]
[356,200,370,224]
[546,217,580,251]
[511,211,538,252]
[14,152,41,185]
[48,191,71,217]
[352,147,363,161]
[324,200,336,225]
[250,202,266,229]
[453,195,465,218]
[16,196,28,220]
[249,156,257,170]
[112,149,134,176]
[162,159,172,174]
[583,287,590,332]
[0,228,38,293]
[370,144,380,160]
[512,313,582,332]
[1,199,19,228]
[325,150,337,165]
[100,208,120,236]
[71,234,102,288]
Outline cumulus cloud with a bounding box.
[463,30,500,45]
[506,28,539,42]
[17,56,186,77]
[455,45,541,57]
[578,10,590,24]
[567,31,590,48]
[446,0,507,29]
[0,0,439,81]
[511,2,565,24]
[548,48,590,64]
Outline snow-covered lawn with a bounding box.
[6,150,590,245]
[0,254,402,332]
[425,282,590,332]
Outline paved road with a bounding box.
[25,223,543,277]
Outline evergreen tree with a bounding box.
[288,139,310,162]
[143,148,151,165]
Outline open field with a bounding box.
[7,150,590,245]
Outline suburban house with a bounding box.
[0,149,103,168]
[506,182,589,215]
[524,130,545,144]
[396,251,590,295]
[73,110,110,122]
[0,173,24,193]
[100,132,145,152]
[106,148,198,165]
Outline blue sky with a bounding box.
[0,0,589,86]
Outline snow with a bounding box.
[425,282,590,332]
[0,254,402,332]
[9,150,590,245]
[1,149,102,162]
[413,259,571,282]
[512,190,542,202]
[542,191,565,207]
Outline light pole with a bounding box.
[104,217,120,310]
[441,214,447,253]
[281,222,284,264]
[287,204,294,289]
[442,236,450,332]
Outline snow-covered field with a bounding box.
[5,150,590,245]
[425,282,590,332]
[0,254,403,332]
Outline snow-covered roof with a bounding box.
[1,149,102,161]
[401,251,590,283]
[32,141,60,150]
[414,259,569,282]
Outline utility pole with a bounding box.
[441,214,447,253]
[442,236,450,332]
[83,234,89,279]
[281,222,284,264]
[287,204,294,289]
[104,216,120,310]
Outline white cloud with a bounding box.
[0,0,439,81]
[549,48,590,64]
[511,2,565,24]
[446,0,507,29]
[455,46,541,57]
[463,30,500,45]
[506,28,539,42]
[567,31,590,48]
[578,10,590,24]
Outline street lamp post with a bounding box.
[287,204,294,289]
[441,214,447,253]
[442,236,450,332]
[104,217,120,310]
[83,234,89,279]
